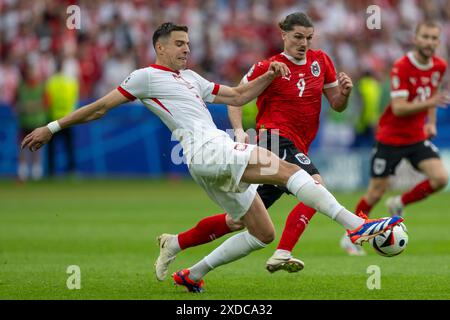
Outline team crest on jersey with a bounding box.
[295,153,311,165]
[311,61,320,77]
[431,71,440,87]
[373,158,386,175]
[234,143,248,151]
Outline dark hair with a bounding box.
[278,12,314,31]
[415,21,441,34]
[152,22,188,48]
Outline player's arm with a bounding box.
[424,107,438,138]
[391,92,450,117]
[226,79,250,143]
[21,89,128,151]
[227,104,250,143]
[323,72,353,112]
[213,61,289,106]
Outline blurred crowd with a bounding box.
[1,0,450,149]
[2,0,450,99]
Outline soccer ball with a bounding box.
[369,222,408,257]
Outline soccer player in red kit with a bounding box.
[355,21,449,225]
[155,12,358,281]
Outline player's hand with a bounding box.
[268,61,290,78]
[234,128,249,144]
[429,91,450,108]
[21,126,53,152]
[338,72,353,97]
[424,123,437,138]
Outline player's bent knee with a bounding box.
[278,161,302,183]
[432,174,449,190]
[249,228,275,244]
[258,231,275,244]
[225,214,245,231]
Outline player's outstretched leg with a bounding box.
[241,146,403,244]
[173,194,273,293]
[346,212,403,245]
[342,177,390,256]
[265,202,314,273]
[155,213,242,281]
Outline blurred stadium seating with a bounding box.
[1,0,450,188]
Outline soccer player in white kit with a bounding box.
[22,22,404,293]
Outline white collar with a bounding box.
[282,52,307,65]
[407,51,433,71]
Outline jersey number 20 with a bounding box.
[415,86,431,102]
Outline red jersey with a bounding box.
[376,52,447,146]
[244,50,337,153]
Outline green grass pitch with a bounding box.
[1,178,449,300]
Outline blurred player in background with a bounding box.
[154,12,362,283]
[15,64,47,181]
[21,22,402,293]
[354,21,449,231]
[45,58,79,177]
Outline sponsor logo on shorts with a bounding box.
[295,153,311,165]
[424,140,439,153]
[373,158,386,175]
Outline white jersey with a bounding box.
[117,64,227,159]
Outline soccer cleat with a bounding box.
[347,215,404,245]
[172,269,205,293]
[386,196,405,217]
[154,234,178,281]
[266,251,305,273]
[340,233,366,256]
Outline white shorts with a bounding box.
[187,134,257,221]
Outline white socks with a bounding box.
[18,163,28,181]
[189,231,266,281]
[286,170,364,229]
[31,164,43,180]
[17,163,43,181]
[334,208,364,229]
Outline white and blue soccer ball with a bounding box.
[369,222,408,257]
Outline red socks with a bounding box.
[277,203,316,252]
[178,213,231,250]
[178,204,317,253]
[354,180,436,218]
[401,180,435,205]
[355,198,373,216]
